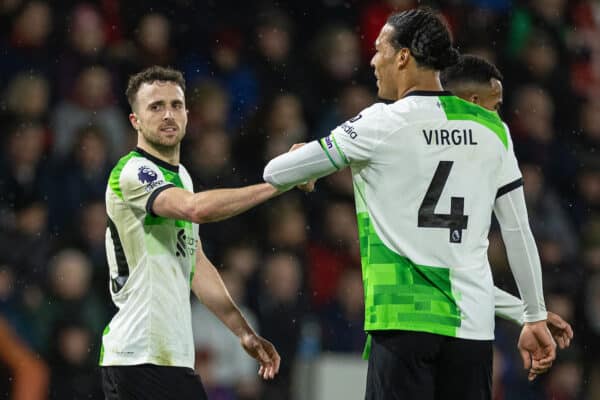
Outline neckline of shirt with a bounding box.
[402,90,453,98]
[134,147,180,173]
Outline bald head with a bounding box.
[440,55,504,112]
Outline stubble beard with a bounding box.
[140,127,185,155]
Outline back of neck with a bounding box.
[397,69,444,99]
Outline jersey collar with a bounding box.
[134,147,180,173]
[402,90,453,98]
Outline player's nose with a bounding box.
[163,109,174,120]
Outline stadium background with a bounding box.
[0,0,598,398]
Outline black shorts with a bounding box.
[366,330,492,400]
[101,364,208,400]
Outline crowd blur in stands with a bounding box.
[0,0,598,399]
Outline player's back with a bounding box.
[329,92,519,340]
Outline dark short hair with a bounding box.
[125,66,186,109]
[440,54,503,88]
[386,9,459,70]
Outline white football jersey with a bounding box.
[320,91,523,340]
[101,147,198,368]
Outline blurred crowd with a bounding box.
[0,0,598,399]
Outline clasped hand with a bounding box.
[518,320,557,381]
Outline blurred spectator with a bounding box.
[51,65,127,160]
[569,0,600,98]
[508,31,574,131]
[505,0,575,130]
[186,127,248,258]
[181,28,258,130]
[509,85,577,195]
[315,83,375,141]
[222,243,260,285]
[192,269,261,400]
[256,252,305,400]
[308,200,359,308]
[319,268,365,353]
[48,125,111,232]
[236,92,307,179]
[581,216,600,273]
[2,73,50,126]
[0,122,50,213]
[521,163,578,259]
[250,8,315,117]
[67,201,110,300]
[34,249,108,354]
[0,200,50,298]
[221,242,262,311]
[506,0,568,59]
[310,24,367,116]
[572,166,600,232]
[538,237,580,294]
[546,292,576,326]
[134,13,175,68]
[0,0,25,35]
[48,319,103,399]
[0,1,54,86]
[185,128,237,189]
[55,3,114,99]
[449,2,510,53]
[573,98,600,172]
[265,196,308,254]
[186,80,230,137]
[262,94,307,163]
[584,272,600,399]
[544,353,584,400]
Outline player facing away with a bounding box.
[440,54,573,353]
[264,9,556,400]
[100,66,282,400]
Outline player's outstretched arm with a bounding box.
[191,242,280,380]
[494,186,557,378]
[151,183,283,224]
[264,141,340,190]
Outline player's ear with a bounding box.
[129,113,140,130]
[396,48,410,69]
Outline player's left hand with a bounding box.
[546,311,573,349]
[240,332,281,380]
